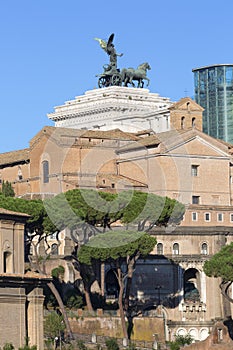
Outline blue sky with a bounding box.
[1,1,233,153]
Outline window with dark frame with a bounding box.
[173,243,179,255]
[192,212,197,221]
[192,196,200,204]
[191,165,199,176]
[43,160,49,183]
[157,243,163,255]
[201,243,208,255]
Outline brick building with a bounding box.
[0,208,49,349]
[0,87,233,342]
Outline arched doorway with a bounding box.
[184,268,200,302]
[105,269,119,298]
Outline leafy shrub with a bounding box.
[3,343,14,350]
[105,338,119,350]
[51,265,65,279]
[167,334,193,350]
[66,294,84,309]
[76,340,87,350]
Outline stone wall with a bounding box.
[69,313,165,343]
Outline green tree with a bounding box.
[45,189,184,316]
[78,230,157,339]
[45,189,185,237]
[0,195,73,340]
[204,242,233,303]
[44,311,66,340]
[1,180,15,197]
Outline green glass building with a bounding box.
[192,64,233,143]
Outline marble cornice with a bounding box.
[49,106,150,122]
[47,87,173,124]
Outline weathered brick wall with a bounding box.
[69,314,165,343]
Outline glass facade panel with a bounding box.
[193,65,233,143]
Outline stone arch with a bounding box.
[188,328,198,341]
[176,327,187,336]
[183,268,200,302]
[199,327,209,341]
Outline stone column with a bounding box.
[101,262,105,296]
[0,288,26,349]
[178,265,184,311]
[200,270,206,303]
[27,287,45,350]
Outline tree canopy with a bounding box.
[44,189,185,237]
[0,193,56,235]
[78,230,156,265]
[204,243,233,282]
[204,242,233,303]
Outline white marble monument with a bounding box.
[47,86,174,133]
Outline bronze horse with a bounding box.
[121,62,151,88]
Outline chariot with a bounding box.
[96,64,122,88]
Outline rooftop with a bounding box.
[192,64,233,72]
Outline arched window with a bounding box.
[173,243,179,255]
[18,166,23,180]
[51,243,58,255]
[157,243,163,255]
[184,268,200,302]
[43,160,49,183]
[192,117,196,128]
[201,243,208,255]
[181,116,185,129]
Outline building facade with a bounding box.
[0,208,49,349]
[1,87,233,342]
[193,64,233,143]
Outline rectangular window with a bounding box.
[192,212,198,221]
[230,214,233,222]
[217,213,223,222]
[191,165,199,176]
[192,196,200,204]
[205,213,211,222]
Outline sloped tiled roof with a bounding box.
[117,134,161,153]
[30,126,140,147]
[169,97,204,111]
[117,128,233,155]
[0,148,30,167]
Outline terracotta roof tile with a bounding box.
[0,149,29,167]
[30,126,140,146]
[117,128,233,155]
